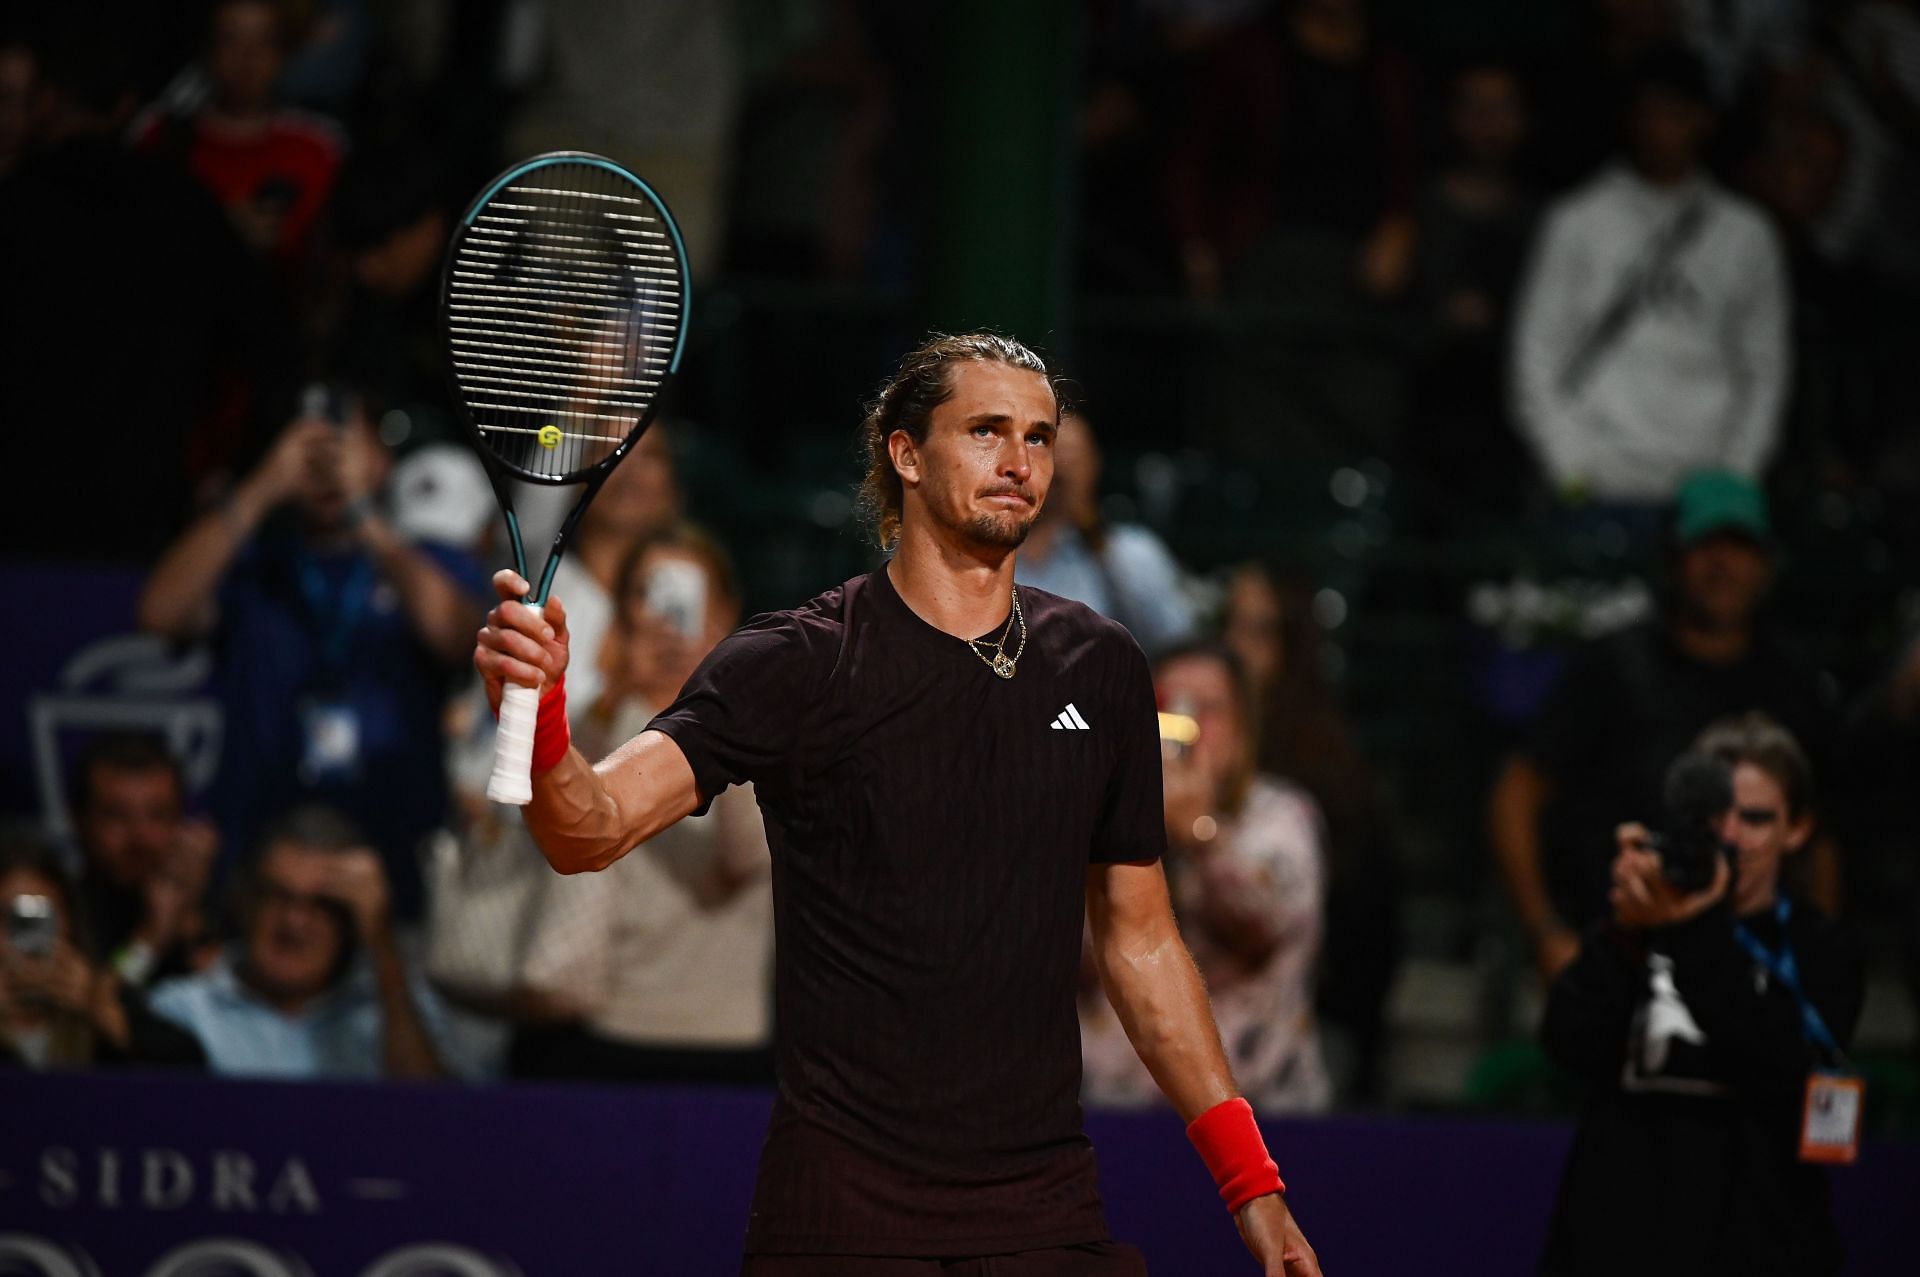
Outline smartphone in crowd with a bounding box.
[646,559,707,640]
[1158,702,1199,761]
[6,894,56,958]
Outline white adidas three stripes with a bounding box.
[1049,703,1091,731]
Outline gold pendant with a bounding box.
[991,653,1016,679]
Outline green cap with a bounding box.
[1674,470,1769,545]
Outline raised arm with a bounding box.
[138,418,331,638]
[473,569,703,875]
[1087,859,1321,1277]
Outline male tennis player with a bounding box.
[473,334,1323,1276]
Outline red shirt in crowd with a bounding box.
[137,108,343,265]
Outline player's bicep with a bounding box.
[595,729,704,846]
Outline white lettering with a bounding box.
[266,1157,320,1215]
[37,1147,77,1206]
[141,1149,194,1209]
[97,1148,120,1208]
[212,1150,258,1212]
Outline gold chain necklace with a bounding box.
[966,587,1027,679]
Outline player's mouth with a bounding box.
[982,490,1033,507]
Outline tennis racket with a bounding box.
[442,151,691,804]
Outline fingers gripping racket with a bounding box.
[442,152,690,804]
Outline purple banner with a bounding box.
[0,1072,1913,1275]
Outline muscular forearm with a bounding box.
[138,475,275,637]
[1096,925,1238,1121]
[524,730,697,875]
[358,514,480,664]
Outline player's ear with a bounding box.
[887,428,921,490]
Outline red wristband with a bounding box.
[530,675,571,775]
[1187,1097,1285,1213]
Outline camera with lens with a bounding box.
[1646,751,1734,893]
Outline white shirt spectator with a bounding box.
[1511,166,1790,502]
[1082,775,1330,1112]
[517,699,773,1050]
[150,951,447,1079]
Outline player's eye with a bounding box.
[972,424,995,438]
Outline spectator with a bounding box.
[510,525,773,1083]
[1408,60,1543,528]
[0,829,206,1071]
[506,0,739,277]
[137,394,490,920]
[1805,0,1920,286]
[149,805,446,1079]
[1015,411,1197,655]
[69,734,218,990]
[1675,0,1808,107]
[1538,714,1862,1277]
[1168,0,1417,301]
[1221,562,1398,1102]
[1083,644,1331,1111]
[1490,471,1837,983]
[1531,0,1684,190]
[323,140,454,443]
[1511,45,1791,516]
[727,0,887,280]
[0,10,297,559]
[136,0,344,269]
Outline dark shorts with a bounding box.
[740,1242,1149,1277]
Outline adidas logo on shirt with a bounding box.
[1049,703,1091,731]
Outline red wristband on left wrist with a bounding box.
[1187,1096,1285,1213]
[530,675,570,775]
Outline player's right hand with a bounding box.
[475,570,570,714]
[1236,1192,1322,1276]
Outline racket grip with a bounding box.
[489,683,541,805]
[487,600,546,806]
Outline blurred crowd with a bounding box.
[1,0,1917,1132]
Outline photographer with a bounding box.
[149,805,447,1079]
[139,394,490,920]
[1538,714,1864,1277]
[1,829,206,1071]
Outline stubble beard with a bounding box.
[966,507,1036,549]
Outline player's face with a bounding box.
[77,765,183,889]
[1716,762,1810,915]
[903,361,1056,551]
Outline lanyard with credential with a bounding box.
[1733,898,1844,1066]
[296,553,376,678]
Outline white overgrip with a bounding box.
[486,599,545,806]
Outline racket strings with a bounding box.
[447,158,686,481]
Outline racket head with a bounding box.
[442,151,690,487]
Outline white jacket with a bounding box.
[1510,166,1790,502]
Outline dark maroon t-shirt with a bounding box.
[646,565,1166,1256]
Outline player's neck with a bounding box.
[888,525,1017,641]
